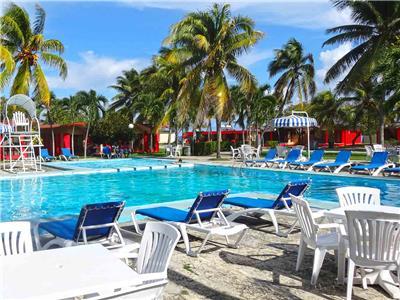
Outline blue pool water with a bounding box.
[50,158,175,169]
[0,164,399,222]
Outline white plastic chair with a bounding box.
[364,145,374,159]
[240,144,253,161]
[276,145,288,158]
[12,111,30,132]
[173,145,182,157]
[373,144,385,152]
[0,221,33,256]
[230,146,241,160]
[291,195,344,286]
[90,222,181,300]
[345,211,400,300]
[336,187,380,208]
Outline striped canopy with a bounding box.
[273,115,318,128]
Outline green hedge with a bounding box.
[193,141,217,155]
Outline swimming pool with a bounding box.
[50,158,175,170]
[0,164,399,222]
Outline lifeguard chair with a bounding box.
[0,94,43,173]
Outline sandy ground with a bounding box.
[122,214,391,300]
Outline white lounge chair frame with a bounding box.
[291,195,345,286]
[0,221,33,256]
[132,207,248,257]
[226,195,297,237]
[34,220,125,250]
[311,161,352,174]
[345,211,400,300]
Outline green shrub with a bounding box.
[194,141,217,155]
[267,140,279,148]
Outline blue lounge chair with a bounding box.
[35,201,125,250]
[383,166,400,176]
[225,180,311,235]
[60,147,79,161]
[132,190,248,256]
[40,148,56,162]
[312,150,352,173]
[350,151,394,176]
[270,148,302,169]
[245,148,277,167]
[289,149,325,171]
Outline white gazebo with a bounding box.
[272,111,318,158]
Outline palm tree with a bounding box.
[309,91,345,148]
[131,92,165,152]
[231,85,248,144]
[1,3,67,105]
[0,45,15,89]
[76,90,106,158]
[248,84,277,147]
[62,95,80,155]
[109,69,141,111]
[323,1,400,92]
[166,3,263,158]
[268,38,316,112]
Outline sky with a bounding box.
[5,0,353,101]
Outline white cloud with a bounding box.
[121,1,352,30]
[316,42,353,90]
[47,51,150,93]
[237,49,273,67]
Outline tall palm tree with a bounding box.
[323,1,400,92]
[166,3,263,158]
[131,92,165,152]
[62,95,80,155]
[231,85,249,144]
[109,69,141,111]
[76,90,106,158]
[248,84,277,147]
[268,38,316,112]
[309,91,345,148]
[1,3,67,105]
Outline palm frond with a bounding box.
[33,4,46,35]
[32,63,50,105]
[41,52,68,79]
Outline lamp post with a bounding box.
[128,123,134,151]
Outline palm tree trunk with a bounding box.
[84,121,90,159]
[379,116,385,145]
[256,124,259,147]
[175,125,178,146]
[150,129,153,152]
[71,124,75,155]
[51,126,55,156]
[216,117,222,159]
[208,119,212,141]
[167,124,171,145]
[242,127,245,145]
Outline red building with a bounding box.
[40,122,160,156]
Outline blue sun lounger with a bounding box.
[34,201,126,250]
[289,149,325,170]
[350,151,394,176]
[312,150,352,173]
[132,190,248,256]
[60,147,79,161]
[40,148,56,162]
[383,166,400,176]
[270,148,302,169]
[225,180,311,235]
[245,148,277,167]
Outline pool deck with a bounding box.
[120,215,390,300]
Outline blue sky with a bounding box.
[11,1,353,100]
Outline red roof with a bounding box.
[40,122,87,129]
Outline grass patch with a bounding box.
[183,263,198,275]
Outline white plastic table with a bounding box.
[323,205,400,299]
[0,244,142,300]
